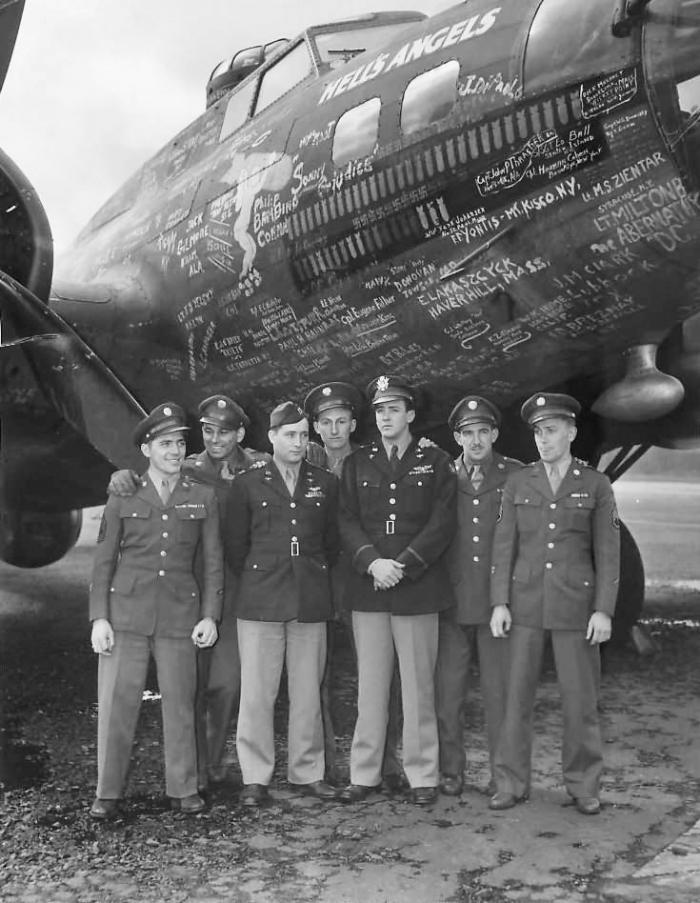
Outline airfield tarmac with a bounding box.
[0,479,699,902]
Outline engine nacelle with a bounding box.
[0,507,82,568]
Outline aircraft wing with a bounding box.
[0,0,24,95]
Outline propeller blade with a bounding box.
[0,0,25,95]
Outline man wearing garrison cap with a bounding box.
[89,403,223,819]
[435,395,522,797]
[225,401,340,806]
[489,392,620,816]
[303,381,405,792]
[107,393,259,790]
[338,376,457,806]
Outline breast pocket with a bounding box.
[514,493,542,533]
[402,474,430,515]
[563,496,595,532]
[174,504,207,544]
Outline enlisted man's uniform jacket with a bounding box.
[225,459,340,622]
[447,452,522,625]
[490,459,620,630]
[182,445,258,610]
[339,439,457,614]
[90,476,224,636]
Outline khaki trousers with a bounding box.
[96,631,197,799]
[494,624,604,799]
[350,611,439,788]
[435,620,510,782]
[236,618,326,785]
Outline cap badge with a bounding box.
[217,399,226,408]
[468,400,478,410]
[322,386,332,396]
[163,406,172,416]
[377,375,389,392]
[536,396,546,406]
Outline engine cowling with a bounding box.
[0,507,82,567]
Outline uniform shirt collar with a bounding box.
[380,433,412,460]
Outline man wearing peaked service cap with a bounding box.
[224,400,340,806]
[303,381,405,791]
[435,396,522,798]
[489,391,620,816]
[89,403,223,819]
[108,392,260,791]
[338,374,457,806]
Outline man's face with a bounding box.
[374,400,415,442]
[201,423,244,461]
[533,418,576,464]
[141,432,186,476]
[314,406,356,452]
[269,418,309,465]
[454,422,498,464]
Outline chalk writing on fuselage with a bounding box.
[318,7,503,105]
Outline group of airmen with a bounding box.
[88,374,620,820]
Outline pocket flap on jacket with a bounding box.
[174,504,208,520]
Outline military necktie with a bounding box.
[389,445,399,472]
[547,463,562,494]
[469,464,483,491]
[285,467,297,496]
[159,479,171,504]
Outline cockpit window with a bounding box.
[220,79,257,140]
[401,60,459,136]
[524,0,635,93]
[315,24,417,69]
[332,97,381,166]
[254,40,314,114]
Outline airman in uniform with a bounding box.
[489,393,620,816]
[225,402,340,806]
[436,395,522,796]
[303,381,405,792]
[89,403,223,819]
[107,393,257,789]
[338,376,457,806]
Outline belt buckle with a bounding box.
[385,520,395,535]
[291,540,300,557]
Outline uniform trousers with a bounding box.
[435,620,510,782]
[494,624,603,799]
[97,631,197,799]
[236,618,326,785]
[195,601,240,785]
[350,611,439,789]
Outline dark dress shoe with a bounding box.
[381,772,409,794]
[338,783,380,803]
[240,783,269,807]
[439,775,463,796]
[489,791,524,810]
[575,796,601,815]
[410,786,438,806]
[292,780,338,800]
[89,798,118,820]
[171,793,205,814]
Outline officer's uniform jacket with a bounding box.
[490,459,620,630]
[225,458,339,622]
[90,475,224,636]
[339,438,457,614]
[446,452,522,625]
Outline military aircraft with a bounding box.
[1,0,699,640]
